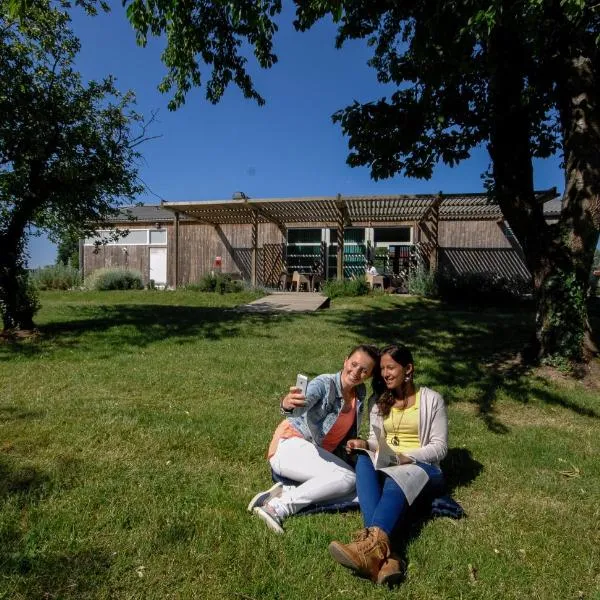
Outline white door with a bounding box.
[149,248,167,287]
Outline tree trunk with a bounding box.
[552,49,600,360]
[488,12,599,362]
[0,226,37,332]
[530,245,597,362]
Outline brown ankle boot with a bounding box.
[376,553,404,586]
[329,526,390,581]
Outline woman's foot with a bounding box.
[253,502,285,534]
[328,527,390,581]
[247,482,283,512]
[376,553,405,586]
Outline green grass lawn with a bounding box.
[1,290,599,600]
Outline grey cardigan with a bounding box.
[367,386,448,467]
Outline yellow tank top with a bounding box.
[383,389,421,453]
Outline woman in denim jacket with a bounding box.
[249,344,379,534]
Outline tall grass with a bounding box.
[0,291,598,599]
[30,264,82,291]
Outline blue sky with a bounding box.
[27,3,564,267]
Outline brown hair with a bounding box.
[347,343,380,369]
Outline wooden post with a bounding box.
[78,238,84,281]
[173,211,180,288]
[251,209,258,286]
[431,194,441,271]
[336,194,345,280]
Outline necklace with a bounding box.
[389,399,408,447]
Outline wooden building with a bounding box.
[82,190,560,288]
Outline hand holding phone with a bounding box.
[280,374,309,412]
[295,374,308,396]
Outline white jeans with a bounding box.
[268,437,356,518]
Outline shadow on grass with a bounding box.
[0,546,113,599]
[0,458,49,500]
[0,457,112,598]
[322,298,600,430]
[0,303,296,360]
[0,406,45,422]
[440,447,484,495]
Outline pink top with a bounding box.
[267,397,357,458]
[321,397,356,453]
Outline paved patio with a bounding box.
[237,292,330,313]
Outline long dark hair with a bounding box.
[374,344,414,417]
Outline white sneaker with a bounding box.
[246,482,283,512]
[253,504,284,534]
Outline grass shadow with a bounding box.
[323,298,599,430]
[0,546,114,599]
[0,406,45,422]
[440,447,484,495]
[0,459,50,501]
[0,456,110,598]
[0,303,296,360]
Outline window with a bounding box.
[374,227,412,244]
[287,228,322,272]
[149,229,167,245]
[84,228,166,246]
[288,228,321,244]
[327,228,367,278]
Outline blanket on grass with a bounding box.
[271,471,465,520]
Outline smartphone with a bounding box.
[295,374,309,395]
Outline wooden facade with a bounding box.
[83,191,558,287]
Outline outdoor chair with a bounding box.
[311,274,324,292]
[366,273,385,290]
[279,271,292,291]
[291,270,310,292]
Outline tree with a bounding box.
[55,230,79,269]
[311,1,599,364]
[0,1,146,331]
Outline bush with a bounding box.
[0,268,40,330]
[322,276,370,298]
[185,273,244,294]
[30,264,81,290]
[436,269,531,307]
[84,268,144,291]
[408,267,438,298]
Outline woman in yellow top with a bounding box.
[329,344,448,586]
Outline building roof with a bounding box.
[104,205,193,223]
[158,189,559,226]
[104,189,560,226]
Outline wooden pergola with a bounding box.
[161,190,557,286]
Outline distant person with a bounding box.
[248,344,380,533]
[366,262,379,276]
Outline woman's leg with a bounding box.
[355,453,384,527]
[370,476,408,536]
[268,438,356,517]
[369,463,445,536]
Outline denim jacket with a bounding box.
[283,372,366,448]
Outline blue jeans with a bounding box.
[355,453,445,536]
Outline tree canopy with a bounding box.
[0,0,147,329]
